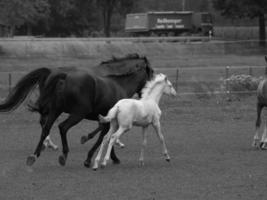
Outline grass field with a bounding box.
[0,95,267,200]
[1,39,267,199]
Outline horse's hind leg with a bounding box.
[58,114,84,166]
[26,112,60,166]
[253,103,263,148]
[260,120,267,150]
[80,123,103,144]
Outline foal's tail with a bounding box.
[98,105,119,123]
[0,68,51,112]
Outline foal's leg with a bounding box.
[253,103,263,148]
[58,114,84,166]
[92,124,116,170]
[152,121,170,162]
[84,124,120,168]
[26,112,60,166]
[80,123,103,144]
[39,115,58,151]
[101,127,126,168]
[139,127,148,166]
[43,135,58,151]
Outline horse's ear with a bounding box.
[265,56,267,63]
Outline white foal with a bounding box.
[93,73,177,170]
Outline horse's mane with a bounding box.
[141,73,166,99]
[100,53,142,64]
[94,53,150,77]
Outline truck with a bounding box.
[125,11,213,36]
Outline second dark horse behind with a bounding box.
[0,54,154,168]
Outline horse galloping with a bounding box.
[0,54,154,167]
[93,73,177,170]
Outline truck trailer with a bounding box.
[125,11,213,36]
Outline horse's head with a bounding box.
[134,56,154,97]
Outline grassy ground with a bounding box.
[0,40,267,199]
[0,95,266,200]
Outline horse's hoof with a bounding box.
[58,155,66,166]
[41,144,46,152]
[92,167,98,171]
[112,159,120,165]
[260,142,267,150]
[80,136,88,144]
[83,160,91,168]
[166,158,171,162]
[26,155,36,166]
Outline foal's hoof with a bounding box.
[58,155,66,166]
[26,155,36,166]
[100,163,106,169]
[92,167,98,171]
[83,160,91,168]
[166,158,171,162]
[80,136,88,144]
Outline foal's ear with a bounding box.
[164,76,168,82]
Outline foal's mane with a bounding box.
[141,74,166,99]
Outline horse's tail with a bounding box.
[98,105,119,123]
[0,68,51,112]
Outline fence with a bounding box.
[0,65,266,99]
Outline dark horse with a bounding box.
[0,54,154,167]
[253,56,267,150]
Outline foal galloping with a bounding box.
[93,73,177,170]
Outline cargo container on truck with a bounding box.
[125,11,213,36]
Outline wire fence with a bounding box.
[0,65,265,98]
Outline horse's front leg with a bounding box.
[253,103,263,148]
[26,112,59,166]
[80,123,103,144]
[58,114,83,166]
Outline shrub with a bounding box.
[222,74,264,92]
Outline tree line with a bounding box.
[0,0,266,42]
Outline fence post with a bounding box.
[8,73,12,94]
[225,66,230,95]
[248,66,253,76]
[175,68,179,91]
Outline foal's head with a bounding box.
[141,73,177,99]
[161,74,177,97]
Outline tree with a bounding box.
[212,0,267,46]
[96,0,137,37]
[0,0,50,36]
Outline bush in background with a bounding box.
[222,74,264,92]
